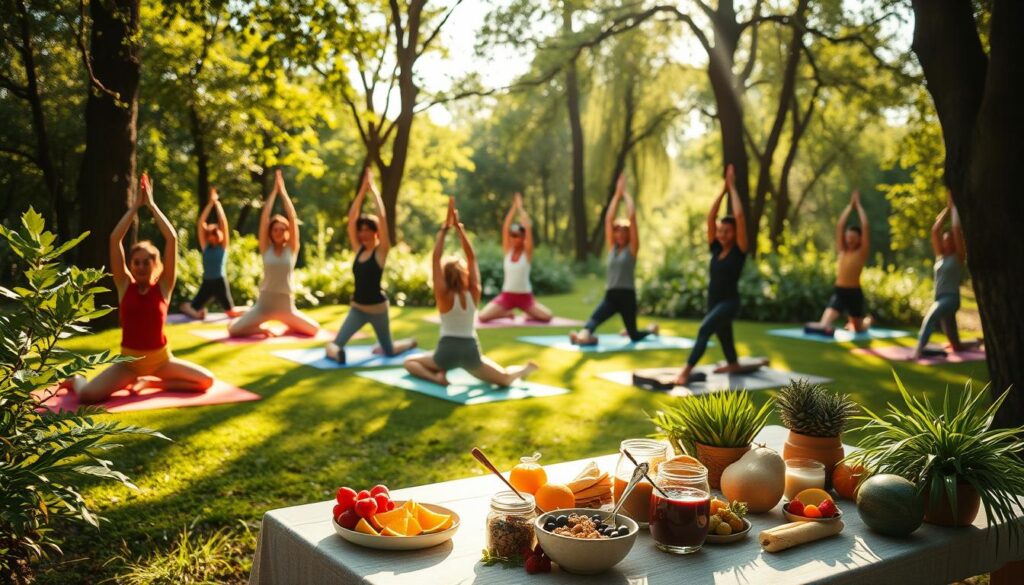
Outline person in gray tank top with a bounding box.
[570,175,658,346]
[913,196,974,359]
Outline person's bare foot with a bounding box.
[435,371,450,386]
[714,362,742,374]
[570,330,598,345]
[198,308,208,320]
[674,367,692,386]
[326,342,344,362]
[180,303,202,320]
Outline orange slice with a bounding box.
[417,506,453,534]
[405,516,423,536]
[380,525,403,537]
[382,516,409,536]
[371,507,411,531]
[794,488,832,507]
[355,518,379,535]
[401,500,420,516]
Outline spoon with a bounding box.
[605,462,648,527]
[622,448,671,498]
[470,447,527,501]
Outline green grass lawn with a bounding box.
[37,279,989,583]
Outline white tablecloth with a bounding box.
[249,426,1024,584]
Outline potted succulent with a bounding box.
[846,374,1024,532]
[649,391,773,489]
[776,379,858,484]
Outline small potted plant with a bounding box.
[649,391,773,488]
[846,374,1024,531]
[776,379,857,484]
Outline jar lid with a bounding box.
[490,490,535,514]
[619,438,667,457]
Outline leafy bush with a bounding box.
[638,243,934,325]
[0,209,167,584]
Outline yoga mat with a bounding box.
[852,345,986,365]
[167,312,229,324]
[517,334,699,353]
[189,326,345,344]
[272,346,424,369]
[35,379,261,413]
[597,366,832,397]
[356,368,569,405]
[766,327,909,343]
[423,314,583,328]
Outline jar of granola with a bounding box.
[486,491,536,558]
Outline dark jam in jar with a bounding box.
[649,488,710,553]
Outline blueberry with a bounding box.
[597,523,608,531]
[616,527,630,538]
[555,515,569,528]
[604,528,616,537]
[591,514,602,523]
[544,521,556,532]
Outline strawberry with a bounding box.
[370,485,390,497]
[354,497,378,519]
[336,509,360,530]
[336,487,358,509]
[332,503,346,519]
[385,500,396,511]
[525,555,544,574]
[538,556,552,572]
[819,499,839,518]
[373,494,390,511]
[356,490,371,500]
[788,499,805,517]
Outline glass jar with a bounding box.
[649,461,710,554]
[784,458,826,500]
[613,439,668,525]
[486,491,536,558]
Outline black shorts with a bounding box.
[827,286,865,318]
[190,278,234,311]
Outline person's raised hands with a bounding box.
[209,188,219,203]
[725,164,736,190]
[513,192,523,209]
[851,189,861,207]
[137,173,153,209]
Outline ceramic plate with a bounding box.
[333,502,460,551]
[782,502,843,524]
[705,518,751,544]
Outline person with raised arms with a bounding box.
[404,198,538,387]
[478,193,553,323]
[807,190,872,335]
[179,188,242,320]
[326,169,416,363]
[675,164,764,385]
[912,193,970,359]
[72,174,214,403]
[228,169,320,337]
[569,175,657,346]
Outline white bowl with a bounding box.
[534,508,639,575]
[782,502,843,524]
[333,502,460,551]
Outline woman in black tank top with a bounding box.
[325,169,416,363]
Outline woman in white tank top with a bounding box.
[404,197,539,387]
[477,193,554,323]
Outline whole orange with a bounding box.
[832,463,866,500]
[535,483,575,512]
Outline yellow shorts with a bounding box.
[121,345,172,377]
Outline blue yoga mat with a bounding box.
[517,334,699,353]
[766,327,910,343]
[272,346,423,369]
[356,368,570,405]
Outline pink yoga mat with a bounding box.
[35,379,261,413]
[852,345,986,365]
[189,326,347,344]
[422,315,583,328]
[166,312,230,324]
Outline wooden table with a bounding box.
[248,426,1024,584]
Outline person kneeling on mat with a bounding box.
[569,175,657,346]
[71,174,214,403]
[477,193,553,323]
[180,188,243,320]
[806,190,873,336]
[326,168,416,363]
[404,198,538,387]
[675,165,765,385]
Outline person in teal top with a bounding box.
[180,188,241,320]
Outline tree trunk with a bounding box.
[188,102,211,209]
[563,5,588,262]
[771,92,816,248]
[589,83,636,254]
[910,0,1024,426]
[76,0,140,317]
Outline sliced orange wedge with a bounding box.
[401,500,420,516]
[794,488,833,507]
[371,507,411,531]
[381,517,409,537]
[417,506,453,534]
[354,518,379,536]
[405,516,423,536]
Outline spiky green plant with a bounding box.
[649,391,773,449]
[775,378,858,437]
[845,373,1024,545]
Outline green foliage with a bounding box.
[0,209,167,582]
[776,379,858,438]
[846,374,1024,545]
[649,392,773,450]
[108,521,255,585]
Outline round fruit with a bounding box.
[370,485,390,498]
[709,498,728,515]
[708,515,721,532]
[535,483,575,512]
[510,453,548,495]
[818,499,839,518]
[856,474,924,537]
[720,446,786,513]
[336,487,358,508]
[354,498,378,519]
[715,522,733,535]
[803,504,822,518]
[832,463,866,500]
[336,509,360,530]
[793,488,832,507]
[788,499,805,516]
[373,493,390,511]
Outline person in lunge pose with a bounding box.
[806,190,872,335]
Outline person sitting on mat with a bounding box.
[675,164,765,385]
[71,174,214,403]
[404,198,538,387]
[912,193,971,359]
[807,190,872,335]
[228,169,320,337]
[179,188,243,320]
[325,168,416,363]
[478,193,553,323]
[569,175,657,346]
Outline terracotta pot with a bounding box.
[923,482,981,527]
[782,431,845,488]
[695,443,750,489]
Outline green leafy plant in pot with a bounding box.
[846,373,1024,536]
[776,379,858,486]
[648,391,773,489]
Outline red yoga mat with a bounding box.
[35,379,261,413]
[852,345,986,365]
[422,315,583,328]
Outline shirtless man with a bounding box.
[807,190,872,335]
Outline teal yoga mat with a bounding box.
[356,368,569,405]
[272,346,422,369]
[517,334,699,353]
[766,327,909,343]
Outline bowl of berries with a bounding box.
[783,488,842,523]
[705,498,751,544]
[533,509,639,575]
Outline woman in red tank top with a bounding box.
[73,174,214,404]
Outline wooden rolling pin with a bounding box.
[760,520,845,553]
